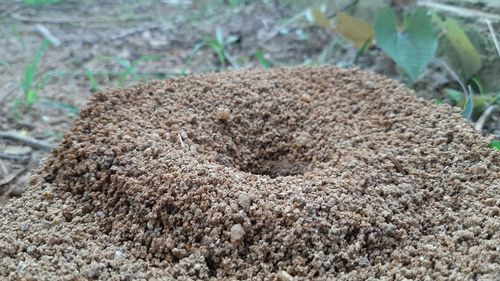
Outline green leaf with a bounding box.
[85,69,99,92]
[215,27,225,47]
[206,38,226,67]
[445,88,464,103]
[374,7,438,81]
[26,89,37,106]
[41,98,80,116]
[23,0,64,6]
[22,40,49,97]
[462,91,473,121]
[488,140,500,150]
[466,77,484,95]
[443,18,482,79]
[254,51,271,69]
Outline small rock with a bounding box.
[166,237,175,249]
[453,230,475,241]
[230,224,245,243]
[277,270,294,281]
[237,193,251,209]
[300,94,312,103]
[147,219,155,230]
[26,245,38,258]
[114,250,124,258]
[172,248,187,259]
[295,132,311,147]
[17,261,27,271]
[215,108,230,122]
[86,267,100,279]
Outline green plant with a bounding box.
[442,18,482,79]
[100,55,161,86]
[374,7,438,81]
[206,36,226,67]
[446,88,499,121]
[85,69,99,92]
[180,43,204,76]
[462,88,474,121]
[228,0,247,8]
[41,98,79,116]
[254,50,271,69]
[20,40,49,108]
[489,140,500,151]
[23,0,64,6]
[205,28,239,68]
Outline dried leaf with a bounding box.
[443,18,482,78]
[311,6,333,30]
[335,12,374,48]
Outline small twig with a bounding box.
[35,24,61,47]
[0,152,31,164]
[417,1,500,21]
[0,166,27,186]
[387,155,406,175]
[10,13,77,24]
[177,133,185,148]
[110,25,161,40]
[486,20,500,57]
[436,58,467,96]
[475,105,497,131]
[0,131,54,151]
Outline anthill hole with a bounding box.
[197,109,313,178]
[238,148,310,178]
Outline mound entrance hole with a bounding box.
[237,148,310,178]
[197,109,315,178]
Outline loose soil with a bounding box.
[1,67,499,280]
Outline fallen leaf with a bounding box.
[443,18,482,79]
[335,12,374,48]
[310,6,333,30]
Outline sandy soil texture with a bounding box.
[0,67,499,280]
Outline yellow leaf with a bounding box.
[443,18,482,78]
[311,7,333,30]
[335,12,374,48]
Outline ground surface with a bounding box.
[0,67,498,280]
[1,0,499,199]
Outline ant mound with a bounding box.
[1,67,499,280]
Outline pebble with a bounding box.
[230,224,245,243]
[277,270,294,281]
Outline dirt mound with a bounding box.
[1,67,499,280]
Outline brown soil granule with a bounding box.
[1,66,499,280]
